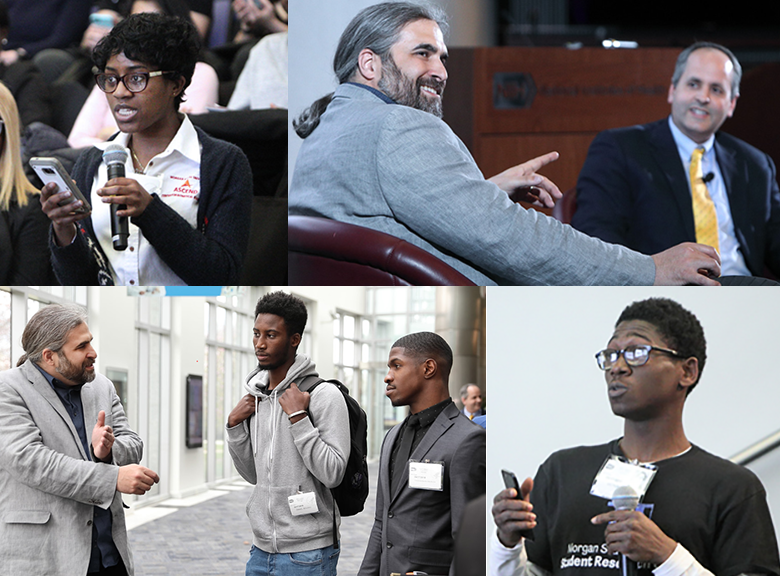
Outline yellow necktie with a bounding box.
[689,147,719,251]
[469,413,474,420]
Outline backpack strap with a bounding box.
[297,374,325,394]
[295,373,339,549]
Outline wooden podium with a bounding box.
[443,47,679,212]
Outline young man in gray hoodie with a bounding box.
[226,291,350,576]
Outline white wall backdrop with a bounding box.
[486,286,780,561]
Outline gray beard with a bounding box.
[56,354,95,385]
[378,55,444,118]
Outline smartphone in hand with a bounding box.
[30,157,91,214]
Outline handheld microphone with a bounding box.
[102,144,129,251]
[702,172,715,184]
[612,486,640,576]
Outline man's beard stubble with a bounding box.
[378,55,445,118]
[56,353,95,385]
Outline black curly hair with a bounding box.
[92,12,200,110]
[616,297,707,393]
[254,291,308,339]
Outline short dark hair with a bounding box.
[254,291,308,338]
[92,12,200,109]
[616,298,706,393]
[392,331,453,380]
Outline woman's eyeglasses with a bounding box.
[95,71,174,94]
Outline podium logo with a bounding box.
[493,72,536,109]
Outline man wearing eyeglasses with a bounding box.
[490,297,780,576]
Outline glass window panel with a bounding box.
[393,315,406,336]
[333,314,341,336]
[343,340,355,367]
[148,298,162,327]
[343,367,355,389]
[362,319,370,339]
[393,288,407,312]
[375,288,394,313]
[216,306,226,342]
[204,302,210,338]
[27,298,41,318]
[376,317,393,341]
[343,315,355,339]
[333,337,340,364]
[361,343,369,364]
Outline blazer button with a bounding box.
[388,512,394,518]
[87,520,93,526]
[386,542,393,549]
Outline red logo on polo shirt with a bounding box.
[163,175,200,200]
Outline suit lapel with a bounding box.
[714,137,752,263]
[81,381,98,459]
[389,403,457,505]
[649,120,697,240]
[383,424,402,504]
[21,361,89,460]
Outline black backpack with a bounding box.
[299,376,369,517]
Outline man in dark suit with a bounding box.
[459,383,485,420]
[358,332,485,576]
[572,41,780,278]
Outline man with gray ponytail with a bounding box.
[0,304,158,576]
[290,2,722,286]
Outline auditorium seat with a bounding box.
[288,215,477,286]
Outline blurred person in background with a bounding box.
[0,0,91,70]
[0,0,53,126]
[0,81,57,284]
[227,28,287,110]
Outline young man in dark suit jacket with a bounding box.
[358,331,486,576]
[573,41,780,279]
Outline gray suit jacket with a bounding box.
[0,361,143,576]
[290,83,655,285]
[357,402,486,576]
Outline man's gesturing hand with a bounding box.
[92,410,114,461]
[491,476,536,548]
[488,151,562,209]
[117,465,160,495]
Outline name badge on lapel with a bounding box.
[408,459,444,491]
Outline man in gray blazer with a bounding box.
[290,1,721,286]
[0,304,159,576]
[358,332,485,576]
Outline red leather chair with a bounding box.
[288,215,476,286]
[552,187,577,224]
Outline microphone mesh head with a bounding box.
[612,485,639,510]
[103,143,129,165]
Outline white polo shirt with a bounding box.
[91,116,202,286]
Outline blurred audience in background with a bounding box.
[0,82,57,285]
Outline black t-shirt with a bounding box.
[526,439,780,576]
